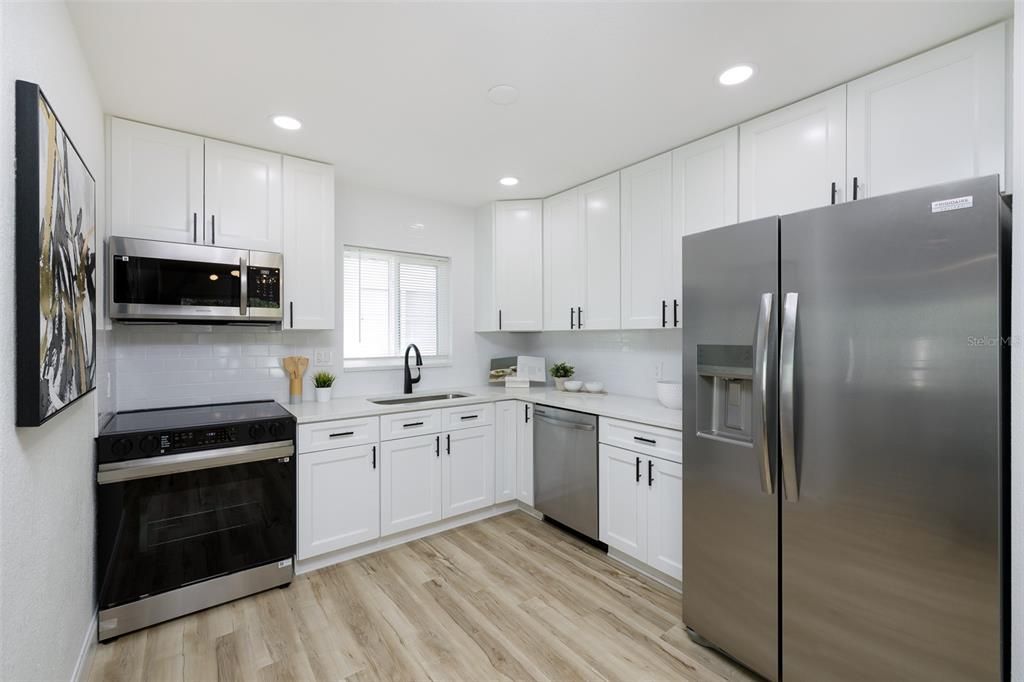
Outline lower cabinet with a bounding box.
[516,401,535,506]
[381,434,443,536]
[599,443,682,581]
[298,442,380,559]
[495,401,518,503]
[443,426,495,517]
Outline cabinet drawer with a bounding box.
[380,409,443,441]
[599,417,682,464]
[298,416,379,454]
[441,403,494,431]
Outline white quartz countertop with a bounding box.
[284,385,683,431]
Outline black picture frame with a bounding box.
[15,80,97,427]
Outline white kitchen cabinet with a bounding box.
[646,457,683,580]
[204,139,283,251]
[579,173,621,330]
[495,401,518,503]
[517,401,535,505]
[298,443,379,559]
[599,444,646,561]
[739,85,847,221]
[283,156,335,330]
[475,201,543,331]
[621,152,673,329]
[543,188,584,331]
[381,434,443,536]
[847,23,1007,199]
[109,118,205,244]
[442,425,495,518]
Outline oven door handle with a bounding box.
[97,440,294,484]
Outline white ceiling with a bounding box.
[68,1,1012,207]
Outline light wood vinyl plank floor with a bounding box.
[87,511,756,681]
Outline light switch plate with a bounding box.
[314,349,333,367]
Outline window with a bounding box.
[343,247,450,369]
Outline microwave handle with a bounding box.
[239,255,248,317]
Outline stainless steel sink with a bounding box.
[369,392,473,406]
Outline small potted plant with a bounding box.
[312,371,336,403]
[549,362,575,391]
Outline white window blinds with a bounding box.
[343,247,450,366]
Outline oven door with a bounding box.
[246,250,284,322]
[96,441,295,610]
[108,236,248,322]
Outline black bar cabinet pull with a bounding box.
[570,308,575,329]
[673,299,679,327]
[524,404,530,423]
[577,306,583,329]
[830,181,837,205]
[193,213,198,242]
[211,215,216,244]
[661,300,667,327]
[372,445,377,469]
[290,302,294,328]
[648,459,654,486]
[498,309,502,330]
[635,456,641,482]
[460,414,478,421]
[446,434,451,455]
[634,436,657,445]
[329,431,354,438]
[853,176,860,200]
[435,435,440,457]
[403,421,424,428]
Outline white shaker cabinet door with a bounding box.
[621,152,673,329]
[599,444,646,562]
[517,401,535,506]
[297,443,380,559]
[204,139,283,251]
[380,434,442,536]
[847,22,1007,198]
[580,172,621,331]
[543,188,584,331]
[494,401,518,503]
[646,457,683,581]
[493,200,543,331]
[283,156,335,330]
[739,85,847,221]
[109,118,204,244]
[442,426,495,518]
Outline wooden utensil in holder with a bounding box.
[282,356,310,405]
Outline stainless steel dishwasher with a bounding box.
[532,405,599,541]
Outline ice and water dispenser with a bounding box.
[696,345,754,445]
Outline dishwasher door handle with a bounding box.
[534,415,595,431]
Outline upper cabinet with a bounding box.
[204,140,283,251]
[475,200,543,331]
[846,22,1007,198]
[110,118,204,244]
[283,157,336,330]
[542,172,621,331]
[739,85,847,221]
[621,153,674,329]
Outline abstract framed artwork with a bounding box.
[15,80,96,427]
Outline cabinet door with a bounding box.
[580,172,621,330]
[204,139,283,251]
[847,23,1007,198]
[494,200,543,330]
[621,152,672,329]
[381,434,442,536]
[516,401,535,505]
[298,443,379,559]
[494,401,518,503]
[739,86,847,221]
[543,188,584,331]
[110,118,204,244]
[646,457,683,581]
[283,156,335,330]
[599,444,646,561]
[442,426,495,518]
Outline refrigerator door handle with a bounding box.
[780,292,799,502]
[754,292,774,494]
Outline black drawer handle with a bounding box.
[403,422,424,428]
[460,414,479,421]
[634,436,657,445]
[329,431,354,438]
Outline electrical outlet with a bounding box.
[654,362,664,381]
[314,349,333,367]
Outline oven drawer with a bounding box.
[298,416,379,454]
[599,417,682,464]
[441,403,494,431]
[380,409,443,441]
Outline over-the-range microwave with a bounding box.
[108,236,283,324]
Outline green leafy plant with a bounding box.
[549,362,575,379]
[313,371,336,388]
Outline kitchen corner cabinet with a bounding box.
[283,157,336,330]
[495,401,519,503]
[204,139,283,251]
[474,200,543,331]
[516,401,535,505]
[846,22,1007,199]
[298,442,380,559]
[621,152,675,329]
[739,85,847,221]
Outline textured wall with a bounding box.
[0,2,106,680]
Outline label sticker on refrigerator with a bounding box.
[931,196,973,213]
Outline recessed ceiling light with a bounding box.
[499,176,519,187]
[718,64,754,86]
[410,223,425,230]
[487,85,519,105]
[272,115,302,130]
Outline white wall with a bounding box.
[114,182,524,409]
[0,2,106,680]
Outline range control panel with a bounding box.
[161,426,239,452]
[97,418,295,464]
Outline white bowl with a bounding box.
[584,381,604,393]
[563,380,583,392]
[656,381,683,409]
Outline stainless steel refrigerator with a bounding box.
[681,175,1008,681]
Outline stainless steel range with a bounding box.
[95,401,296,641]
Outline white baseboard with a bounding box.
[607,547,683,594]
[71,611,97,682]
[296,501,521,575]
